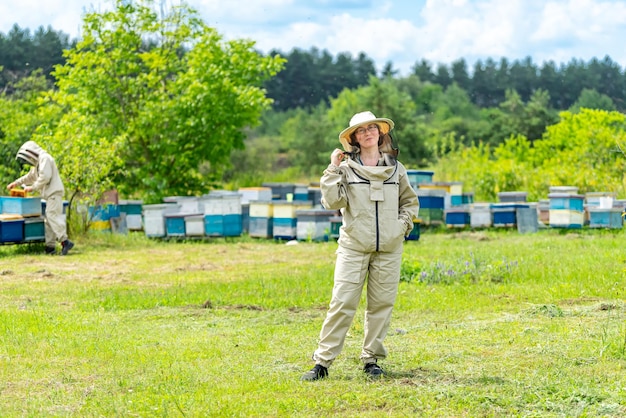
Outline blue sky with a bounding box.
[2,0,626,76]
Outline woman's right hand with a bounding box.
[331,148,345,167]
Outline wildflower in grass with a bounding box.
[416,255,519,285]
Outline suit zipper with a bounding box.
[375,201,380,251]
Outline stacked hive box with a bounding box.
[406,170,434,191]
[163,196,202,238]
[273,200,313,240]
[548,192,584,228]
[419,182,463,210]
[492,191,530,229]
[0,196,43,244]
[248,200,274,238]
[262,182,295,201]
[143,203,180,237]
[445,206,471,228]
[585,192,621,228]
[238,187,272,234]
[119,200,144,231]
[201,191,243,237]
[295,209,337,242]
[416,189,445,225]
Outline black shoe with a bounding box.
[44,246,56,255]
[61,240,74,255]
[364,362,384,379]
[301,364,328,381]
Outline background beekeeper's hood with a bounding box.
[338,111,394,153]
[16,141,43,166]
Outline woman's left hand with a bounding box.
[331,148,344,167]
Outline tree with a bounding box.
[450,58,470,92]
[0,71,56,186]
[0,24,72,93]
[50,0,285,203]
[380,61,399,79]
[569,88,616,113]
[411,59,434,83]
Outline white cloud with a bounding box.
[2,0,626,76]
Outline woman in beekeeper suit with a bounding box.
[302,111,419,381]
[7,141,74,255]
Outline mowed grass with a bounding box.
[0,229,625,417]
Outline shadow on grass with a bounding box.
[0,242,46,258]
[384,367,507,387]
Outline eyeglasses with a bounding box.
[355,125,379,135]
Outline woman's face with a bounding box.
[354,124,379,149]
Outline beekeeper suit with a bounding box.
[7,141,74,255]
[302,111,419,381]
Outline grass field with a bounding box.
[1,229,625,417]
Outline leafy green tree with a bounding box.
[0,70,55,186]
[434,109,626,201]
[569,88,616,112]
[50,0,284,203]
[522,89,559,142]
[529,109,626,195]
[429,82,483,147]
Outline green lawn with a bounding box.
[0,229,625,417]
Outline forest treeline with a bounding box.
[2,23,625,113]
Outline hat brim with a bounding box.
[339,118,394,152]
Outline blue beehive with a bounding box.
[548,193,584,211]
[0,218,25,243]
[491,203,525,227]
[223,213,243,237]
[204,214,224,236]
[89,204,120,221]
[0,197,41,217]
[445,207,471,227]
[450,192,474,207]
[293,184,309,201]
[24,217,45,241]
[164,213,187,237]
[588,207,623,229]
[406,170,434,191]
[548,193,584,228]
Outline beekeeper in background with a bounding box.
[6,140,74,255]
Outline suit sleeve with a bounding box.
[320,164,348,210]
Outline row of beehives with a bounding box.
[418,186,625,231]
[88,181,625,241]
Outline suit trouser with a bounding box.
[44,194,67,247]
[312,246,402,368]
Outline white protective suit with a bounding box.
[11,141,68,247]
[312,153,419,367]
